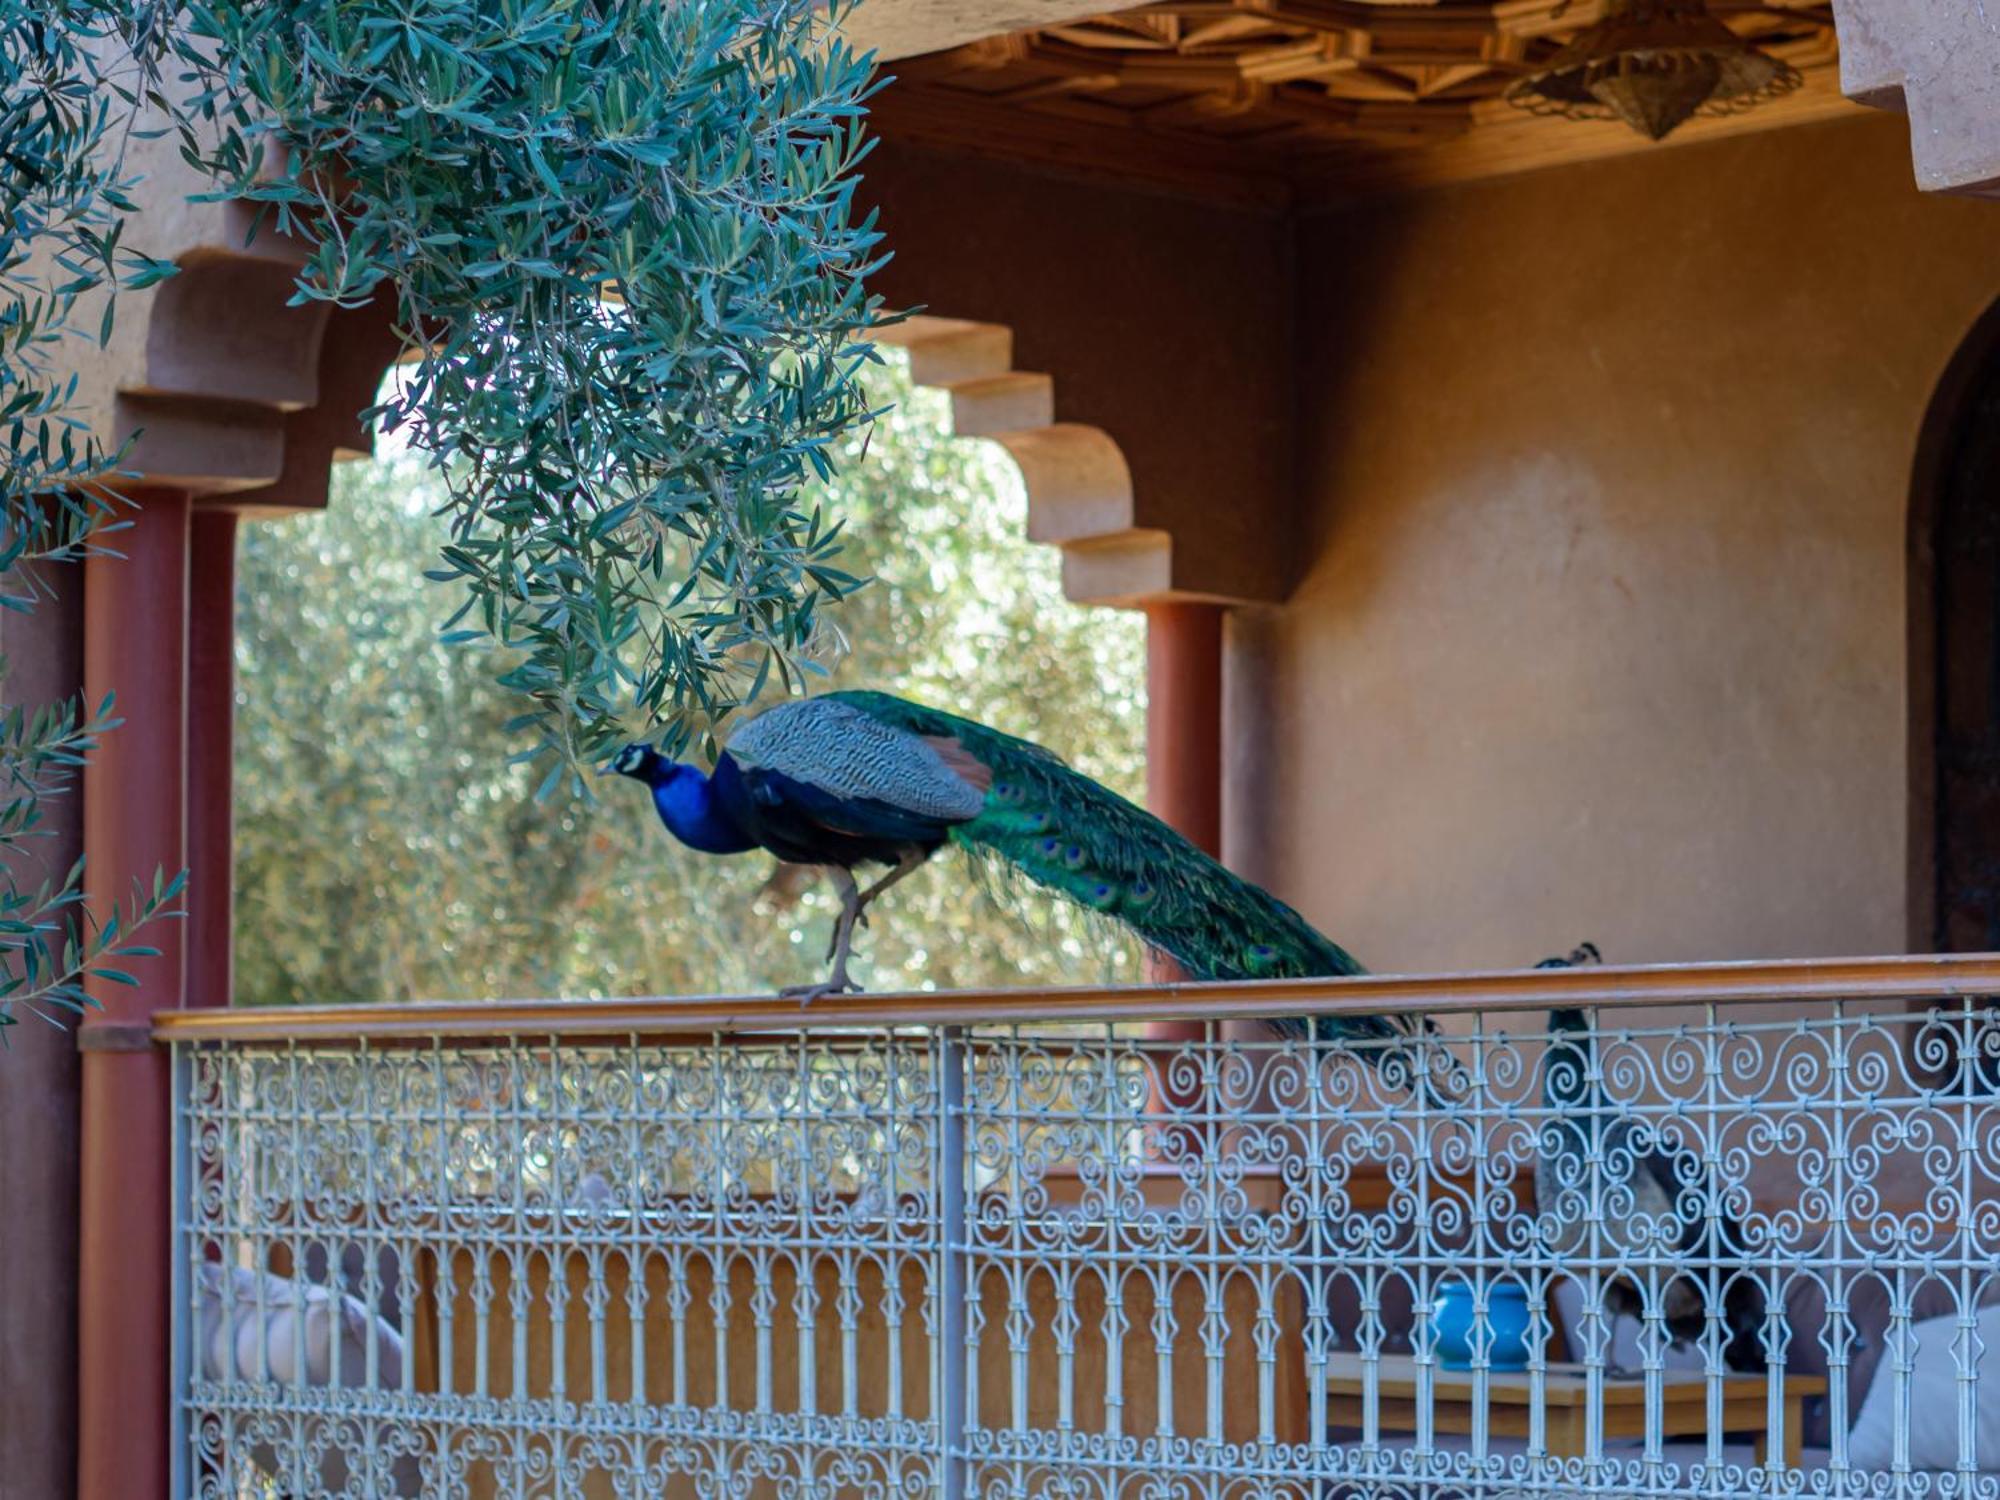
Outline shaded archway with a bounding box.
[885,314,1224,860]
[1908,294,2000,954]
[878,315,1165,605]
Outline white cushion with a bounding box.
[1847,1305,2000,1471]
[195,1263,404,1388]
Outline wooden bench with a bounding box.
[1326,1352,1828,1467]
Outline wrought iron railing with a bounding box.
[161,956,2000,1499]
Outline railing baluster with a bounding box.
[1413,1046,1436,1464]
[1956,996,1980,1487]
[168,1044,192,1500]
[938,1024,968,1500]
[1581,1007,1606,1478]
[1702,1004,1726,1484]
[709,1030,730,1423]
[1304,1031,1327,1481]
[1826,1002,1852,1488]
[1468,1016,1491,1467]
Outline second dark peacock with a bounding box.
[1534,1001,1769,1373]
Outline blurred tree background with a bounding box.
[233,352,1146,1004]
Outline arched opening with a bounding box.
[1909,295,2000,953]
[229,343,1148,1003]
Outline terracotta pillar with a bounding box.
[77,491,189,1500]
[1143,602,1226,1149]
[187,511,237,1009]
[0,587,86,1500]
[1144,602,1224,860]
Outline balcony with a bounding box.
[159,955,2000,1498]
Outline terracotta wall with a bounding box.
[1230,113,2000,972]
[0,589,85,1499]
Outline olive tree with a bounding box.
[4,0,882,1031]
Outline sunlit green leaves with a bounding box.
[168,0,886,777]
[1,0,884,1033]
[0,672,186,1035]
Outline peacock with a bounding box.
[608,689,1436,1076]
[1531,966,1767,1375]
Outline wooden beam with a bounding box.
[876,0,1843,204]
[1416,62,1504,98]
[1046,21,1175,48]
[1237,34,1360,81]
[1000,71,1123,101]
[867,84,1297,206]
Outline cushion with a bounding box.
[1847,1304,2000,1471]
[195,1262,404,1388]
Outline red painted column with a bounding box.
[1145,602,1224,861]
[1142,602,1226,1153]
[77,490,189,1500]
[187,510,238,1009]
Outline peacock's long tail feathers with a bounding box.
[829,691,1436,1060]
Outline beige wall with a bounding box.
[1230,114,2000,973]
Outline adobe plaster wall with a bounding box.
[27,54,253,443]
[1228,112,2000,974]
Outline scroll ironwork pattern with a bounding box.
[172,997,2000,1499]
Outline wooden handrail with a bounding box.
[152,951,2000,1044]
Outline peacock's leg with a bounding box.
[822,866,859,963]
[779,852,931,1005]
[782,867,866,1004]
[853,848,928,919]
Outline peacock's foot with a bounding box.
[780,977,865,1006]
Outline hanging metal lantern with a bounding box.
[1504,0,1803,141]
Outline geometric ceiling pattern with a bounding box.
[872,0,1845,202]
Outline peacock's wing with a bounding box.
[1594,1116,1685,1261]
[1641,1135,1700,1241]
[718,697,988,862]
[823,693,1411,1046]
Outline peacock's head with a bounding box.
[604,743,662,781]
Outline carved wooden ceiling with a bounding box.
[867,0,1850,204]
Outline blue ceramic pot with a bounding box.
[1432,1280,1533,1371]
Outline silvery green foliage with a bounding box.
[0,2,182,1037]
[0,692,184,1034]
[169,0,886,782]
[2,0,881,1030]
[1,1,176,596]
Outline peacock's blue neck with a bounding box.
[650,764,758,855]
